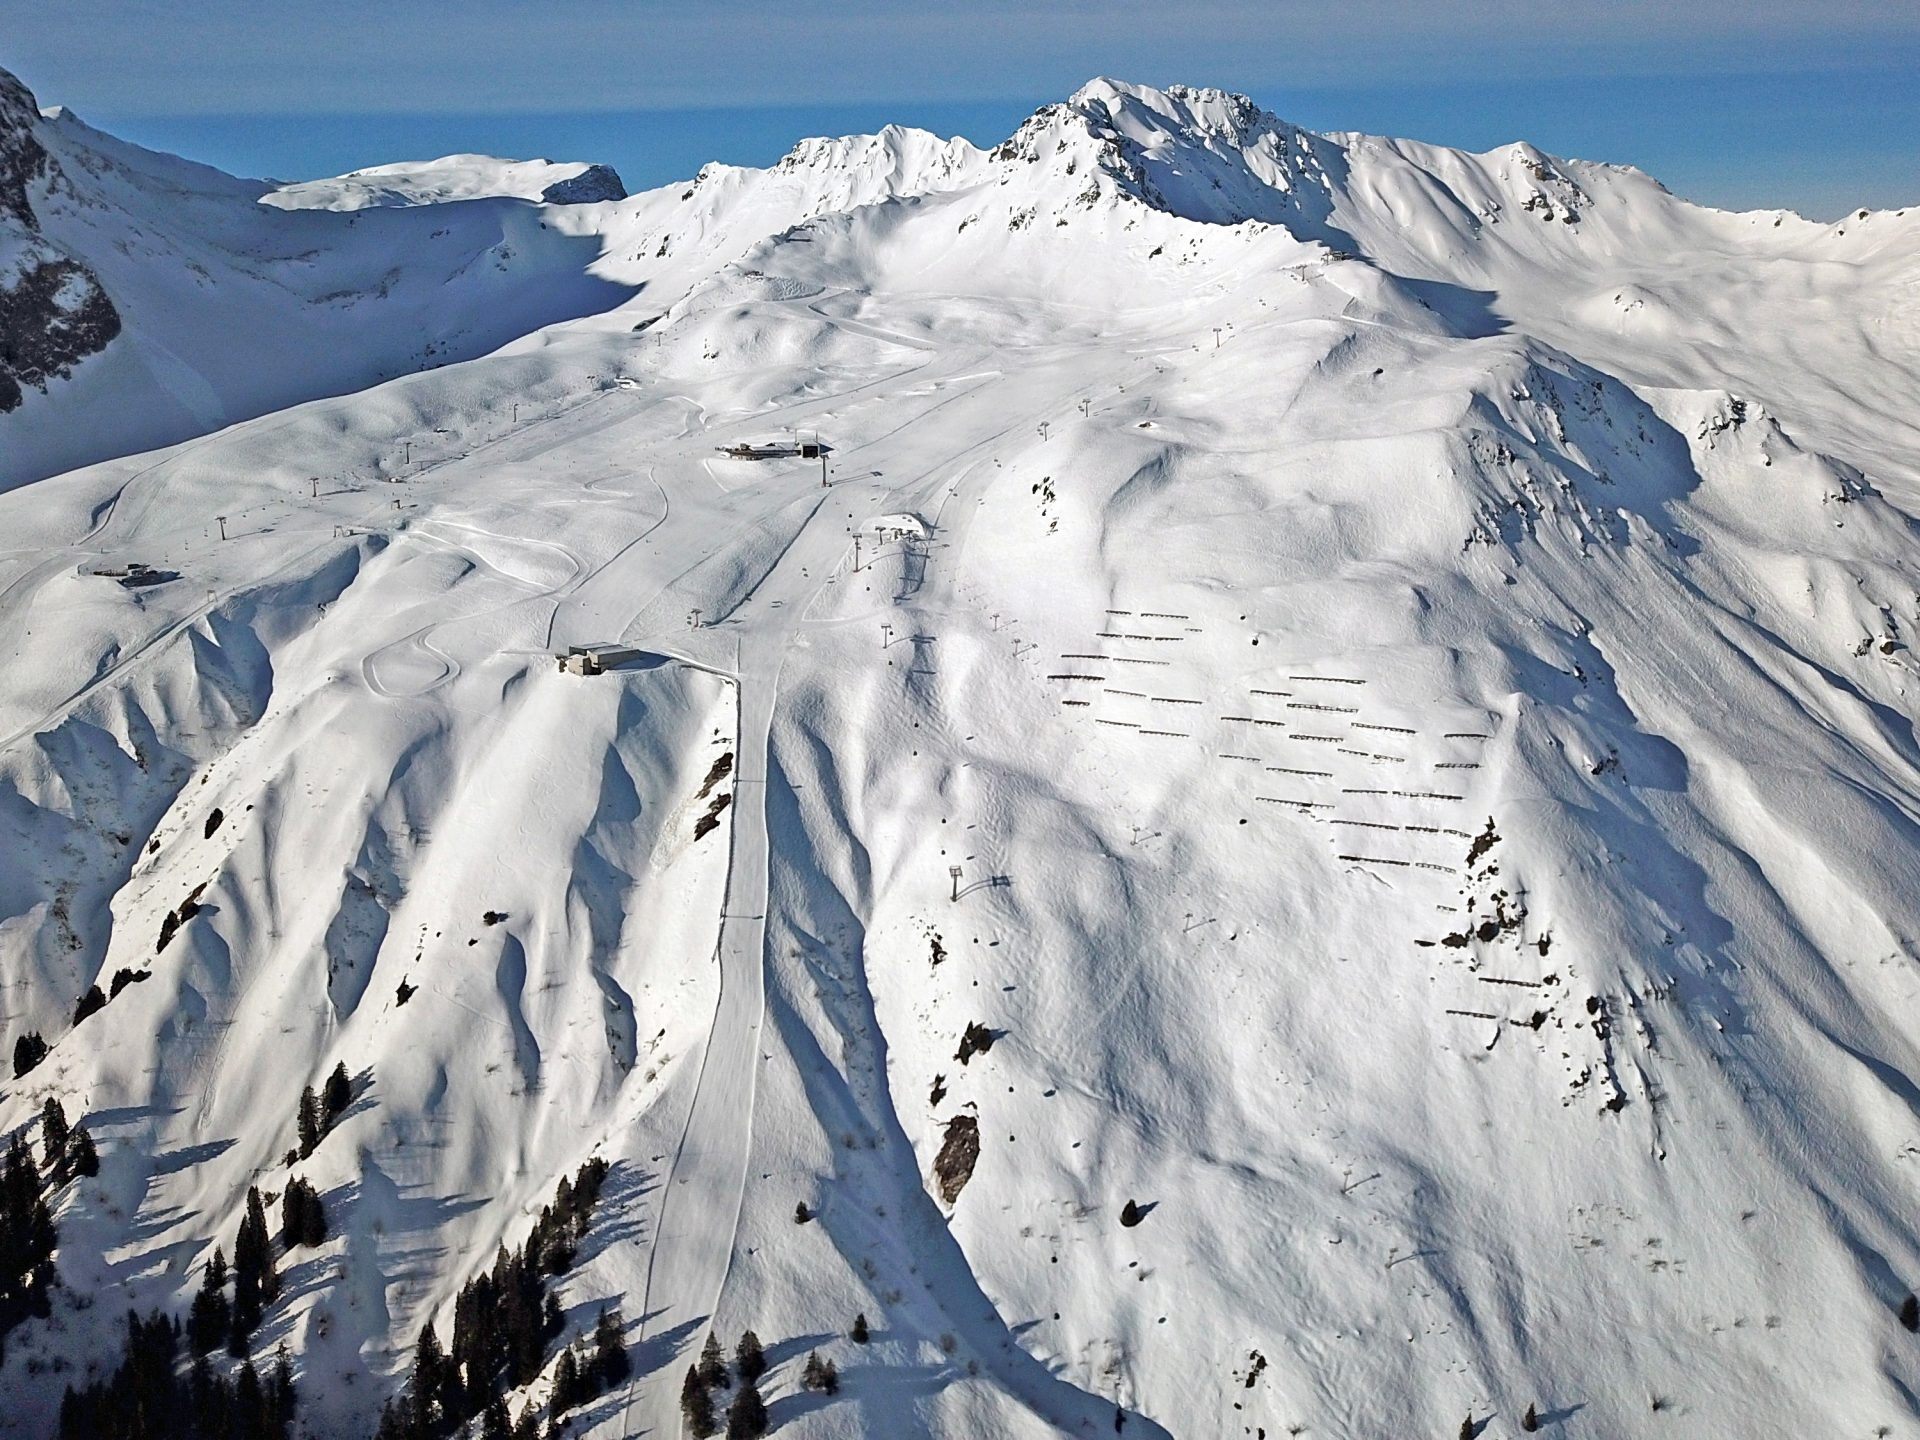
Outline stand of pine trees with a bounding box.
[546,1313,630,1417]
[229,1187,280,1354]
[280,1177,326,1248]
[294,1062,357,1163]
[378,1158,613,1438]
[12,1031,47,1078]
[58,1312,296,1440]
[681,1330,778,1440]
[801,1350,838,1394]
[0,1132,58,1358]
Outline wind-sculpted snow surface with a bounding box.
[2,67,1920,1440]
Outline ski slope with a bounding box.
[3,69,1920,1440]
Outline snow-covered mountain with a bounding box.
[262,156,629,212]
[3,67,1920,1440]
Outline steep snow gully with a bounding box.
[4,66,1920,1440]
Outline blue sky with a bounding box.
[7,1,1918,218]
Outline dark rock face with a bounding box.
[0,66,50,226]
[0,66,121,412]
[0,255,121,411]
[932,1113,980,1204]
[540,163,626,205]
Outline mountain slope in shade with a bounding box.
[0,70,1918,1440]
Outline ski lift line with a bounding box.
[1333,819,1403,830]
[1446,1009,1500,1020]
[1354,722,1417,734]
[1106,688,1148,698]
[1288,702,1358,713]
[1046,673,1106,681]
[1268,766,1333,778]
[1291,675,1367,685]
[1444,732,1491,739]
[1062,699,1091,707]
[1248,688,1292,697]
[1149,696,1204,706]
[1138,611,1191,620]
[1260,797,1333,809]
[1220,753,1262,762]
[1137,729,1191,738]
[1435,762,1482,770]
[1095,719,1140,728]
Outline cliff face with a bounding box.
[0,67,119,412]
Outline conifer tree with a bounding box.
[1458,1417,1474,1440]
[552,1345,580,1413]
[231,1186,278,1351]
[725,1380,768,1439]
[850,1313,870,1344]
[481,1396,512,1440]
[40,1098,69,1175]
[71,985,107,1026]
[188,1249,232,1355]
[594,1306,629,1385]
[324,1062,352,1119]
[1119,1198,1143,1227]
[698,1332,730,1388]
[1522,1403,1540,1432]
[735,1329,766,1382]
[410,1320,448,1435]
[69,1127,98,1179]
[682,1366,718,1438]
[268,1347,297,1436]
[1903,1293,1919,1332]
[235,1357,264,1434]
[297,1086,322,1159]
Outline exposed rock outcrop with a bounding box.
[0,66,120,412]
[540,162,626,204]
